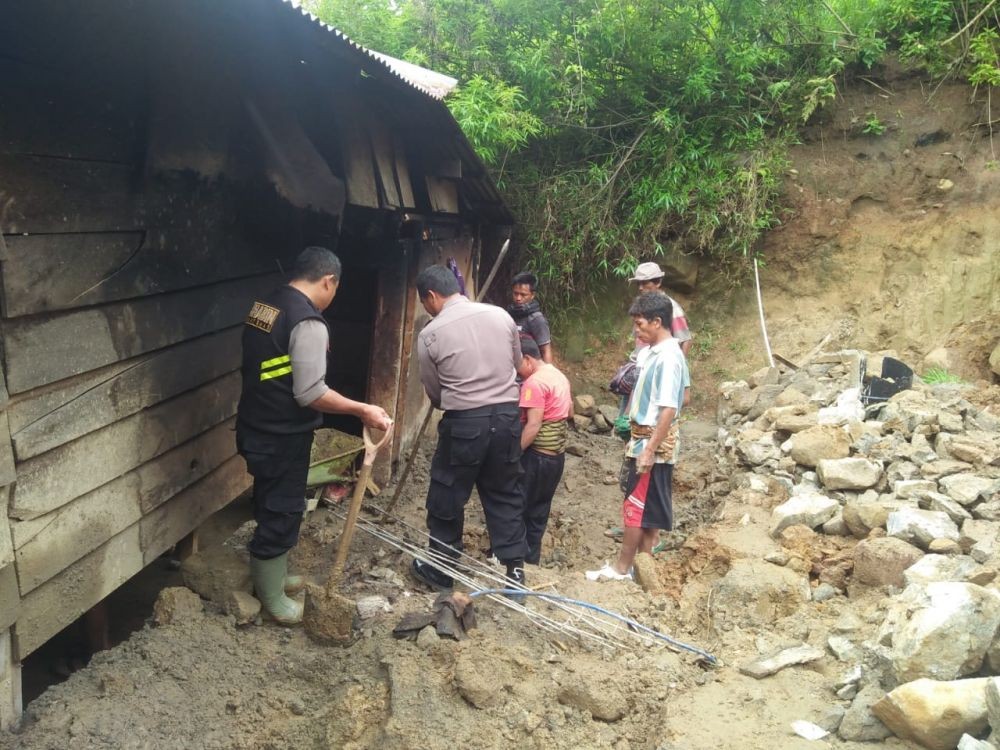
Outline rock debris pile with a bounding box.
[718,351,1000,749]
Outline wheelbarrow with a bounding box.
[303,423,393,643]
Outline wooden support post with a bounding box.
[368,252,409,489]
[175,530,199,562]
[0,629,21,731]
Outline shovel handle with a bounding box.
[327,420,394,588]
[362,423,394,467]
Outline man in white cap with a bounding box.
[628,262,693,355]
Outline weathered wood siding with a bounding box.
[0,143,268,656]
[0,15,273,661]
[0,3,508,707]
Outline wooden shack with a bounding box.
[0,0,512,724]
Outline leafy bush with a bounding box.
[303,0,1000,301]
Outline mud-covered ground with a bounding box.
[1,418,925,750]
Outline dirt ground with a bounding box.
[1,420,923,750]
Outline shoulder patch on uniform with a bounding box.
[246,301,280,332]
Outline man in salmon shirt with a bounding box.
[516,337,572,564]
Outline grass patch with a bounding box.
[922,367,963,385]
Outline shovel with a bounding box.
[303,423,393,643]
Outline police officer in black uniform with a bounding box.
[237,246,391,624]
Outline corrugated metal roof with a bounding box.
[283,1,458,100]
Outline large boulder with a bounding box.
[890,582,1000,682]
[180,545,252,605]
[903,555,980,587]
[919,492,973,525]
[941,433,1000,466]
[873,678,990,750]
[880,390,944,437]
[839,684,893,742]
[771,404,819,433]
[735,429,781,466]
[895,479,938,499]
[152,587,204,626]
[843,500,890,538]
[990,341,1000,377]
[788,425,851,467]
[818,457,883,491]
[940,475,1000,507]
[573,394,596,418]
[769,493,840,537]
[853,537,924,588]
[887,508,960,550]
[747,384,786,421]
[961,520,998,555]
[710,559,810,629]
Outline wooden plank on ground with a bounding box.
[0,154,139,235]
[8,327,241,460]
[2,273,278,394]
[9,372,240,522]
[15,524,142,658]
[0,228,282,317]
[139,455,250,565]
[0,629,21,731]
[10,417,236,594]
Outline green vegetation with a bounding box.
[863,112,888,135]
[305,0,1000,301]
[922,367,963,384]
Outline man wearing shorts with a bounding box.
[587,292,689,581]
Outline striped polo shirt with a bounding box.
[626,337,689,464]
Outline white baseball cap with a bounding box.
[629,262,665,282]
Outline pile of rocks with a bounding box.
[718,351,1000,748]
[571,394,619,434]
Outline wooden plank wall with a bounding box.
[0,39,273,666]
[0,3,501,713]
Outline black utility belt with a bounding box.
[443,402,519,419]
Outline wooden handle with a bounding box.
[327,422,394,587]
[362,423,394,467]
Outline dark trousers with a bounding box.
[521,448,565,564]
[236,427,314,560]
[425,404,528,562]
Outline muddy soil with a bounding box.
[1,420,922,750]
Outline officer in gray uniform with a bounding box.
[411,265,528,591]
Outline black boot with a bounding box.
[411,559,454,591]
[410,542,459,592]
[504,559,526,599]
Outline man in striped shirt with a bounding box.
[516,337,572,564]
[587,292,689,581]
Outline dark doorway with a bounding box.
[322,262,376,436]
